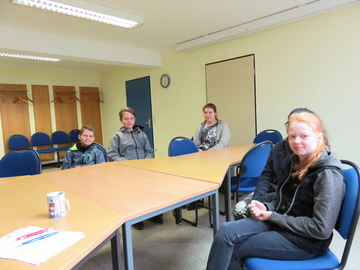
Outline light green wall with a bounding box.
[100,4,360,164]
[1,4,360,165]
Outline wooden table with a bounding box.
[181,143,255,221]
[118,156,229,184]
[120,143,254,221]
[0,176,124,270]
[34,162,221,270]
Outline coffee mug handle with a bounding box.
[64,199,71,213]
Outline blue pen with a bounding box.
[20,231,60,246]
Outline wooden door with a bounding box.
[205,55,256,145]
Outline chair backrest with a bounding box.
[0,148,41,177]
[241,159,360,270]
[52,131,70,145]
[69,129,80,143]
[8,134,30,150]
[93,142,108,162]
[236,141,273,189]
[253,129,283,144]
[335,159,360,268]
[168,136,199,157]
[31,132,52,147]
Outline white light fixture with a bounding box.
[0,53,61,62]
[11,0,144,29]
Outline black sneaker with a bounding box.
[133,222,144,230]
[149,215,163,224]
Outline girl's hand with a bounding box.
[248,200,272,221]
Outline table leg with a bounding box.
[122,222,134,270]
[226,169,232,221]
[110,229,121,270]
[212,190,219,237]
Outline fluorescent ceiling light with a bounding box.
[11,0,144,29]
[0,53,61,62]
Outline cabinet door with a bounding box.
[80,87,103,145]
[0,84,31,154]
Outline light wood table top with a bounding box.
[0,176,124,270]
[180,143,255,221]
[117,156,229,184]
[181,143,255,166]
[34,162,220,221]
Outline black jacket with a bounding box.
[267,149,345,255]
[253,139,293,202]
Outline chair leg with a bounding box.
[198,196,213,228]
[173,203,198,227]
[208,196,213,228]
[57,152,61,168]
[174,207,182,224]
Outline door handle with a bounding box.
[145,119,151,129]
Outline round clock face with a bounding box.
[160,74,170,88]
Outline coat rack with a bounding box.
[81,91,104,103]
[13,95,34,103]
[0,90,33,104]
[66,96,81,103]
[51,91,80,103]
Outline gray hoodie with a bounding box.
[192,119,230,151]
[107,125,154,161]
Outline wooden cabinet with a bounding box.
[0,84,103,161]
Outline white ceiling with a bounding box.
[0,0,358,72]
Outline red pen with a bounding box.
[15,228,52,241]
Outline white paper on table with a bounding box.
[0,226,85,265]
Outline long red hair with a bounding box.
[286,112,328,181]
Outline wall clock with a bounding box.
[160,74,170,88]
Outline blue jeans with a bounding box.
[206,218,316,270]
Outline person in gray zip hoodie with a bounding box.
[108,107,158,230]
[107,108,154,162]
[62,125,105,170]
[206,111,345,270]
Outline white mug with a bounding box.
[47,191,71,219]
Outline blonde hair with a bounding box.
[286,112,328,181]
[80,125,95,135]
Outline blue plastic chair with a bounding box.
[52,131,70,151]
[31,132,57,154]
[241,159,360,270]
[168,136,199,157]
[8,134,30,150]
[52,131,71,167]
[69,129,80,145]
[230,141,273,202]
[93,142,108,162]
[0,148,42,177]
[253,129,283,145]
[168,136,200,226]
